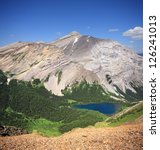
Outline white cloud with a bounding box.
[129,40,134,43]
[108,28,119,32]
[123,26,143,40]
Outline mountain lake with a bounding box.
[74,102,121,115]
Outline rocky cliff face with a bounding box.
[0,31,142,97]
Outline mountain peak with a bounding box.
[67,31,81,36]
[56,31,81,41]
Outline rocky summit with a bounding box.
[0,31,142,97]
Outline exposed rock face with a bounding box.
[0,125,28,136]
[0,32,142,96]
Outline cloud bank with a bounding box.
[123,26,143,40]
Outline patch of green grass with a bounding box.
[94,121,109,128]
[109,110,142,127]
[27,118,62,137]
[67,99,77,104]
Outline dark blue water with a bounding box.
[74,103,121,115]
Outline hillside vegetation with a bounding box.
[0,70,142,136]
[0,70,107,136]
[95,101,143,128]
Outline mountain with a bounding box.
[0,31,143,99]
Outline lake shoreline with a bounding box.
[74,102,122,115]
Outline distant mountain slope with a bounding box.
[0,31,143,99]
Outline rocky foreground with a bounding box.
[0,124,142,150]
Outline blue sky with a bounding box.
[0,0,143,53]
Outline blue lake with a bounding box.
[74,103,121,115]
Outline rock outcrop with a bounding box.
[0,125,28,136]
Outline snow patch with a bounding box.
[63,45,67,50]
[72,37,78,47]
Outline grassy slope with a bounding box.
[1,107,62,137]
[108,101,143,126]
[27,118,62,137]
[94,101,143,128]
